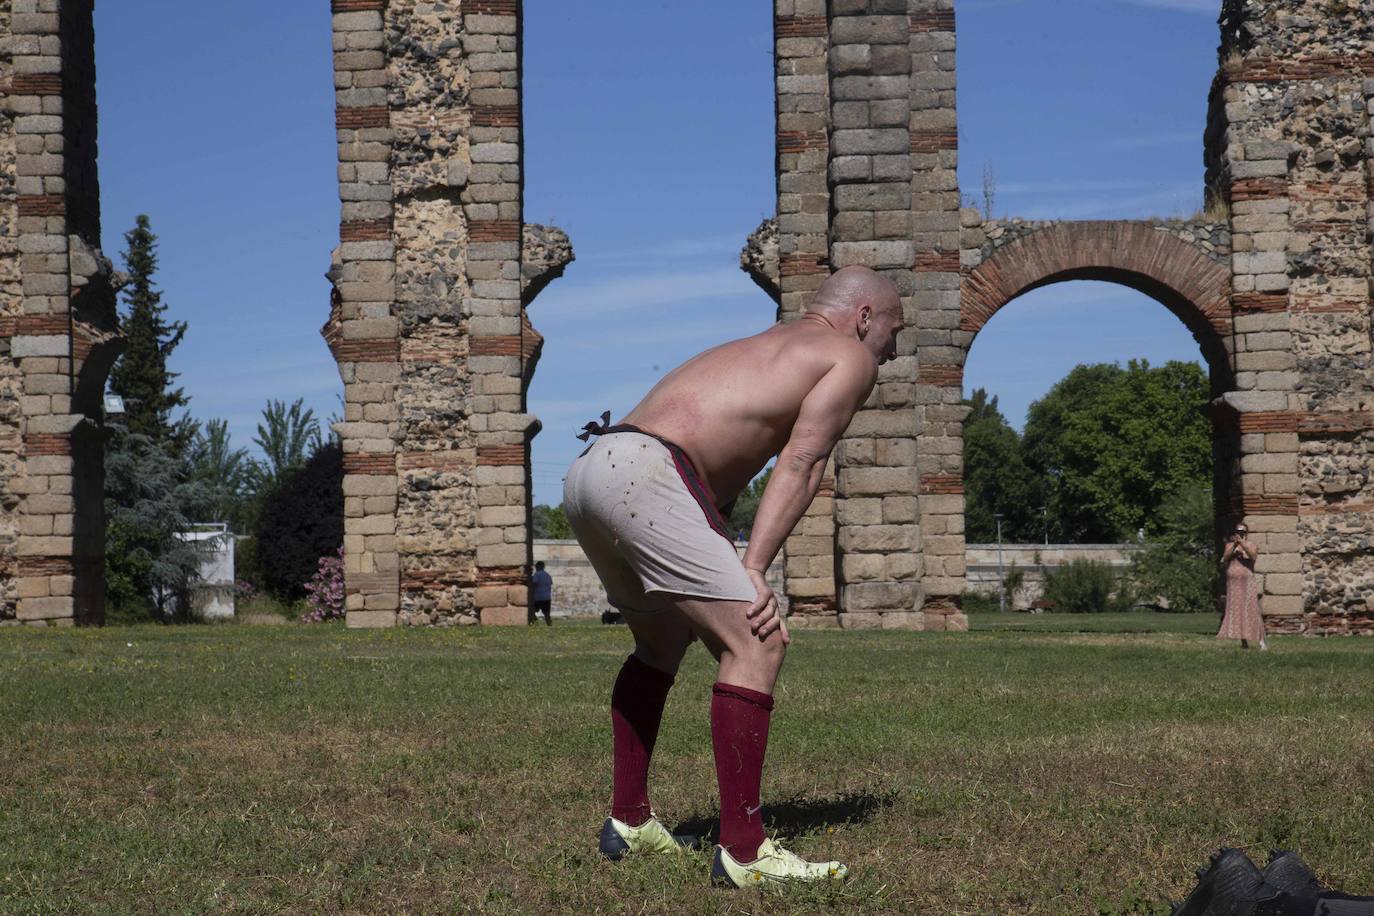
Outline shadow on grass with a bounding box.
[672,791,896,844]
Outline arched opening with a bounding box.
[949,221,1239,616]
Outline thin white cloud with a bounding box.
[534,266,763,319]
[1014,182,1203,220]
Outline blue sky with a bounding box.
[94,0,1221,506]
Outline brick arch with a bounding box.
[961,221,1234,380]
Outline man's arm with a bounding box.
[742,352,877,576]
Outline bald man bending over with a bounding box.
[564,265,902,887]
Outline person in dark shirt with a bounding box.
[529,561,553,626]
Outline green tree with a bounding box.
[254,442,343,603]
[1023,360,1212,542]
[1132,481,1218,613]
[251,398,322,493]
[533,504,573,539]
[186,419,254,533]
[728,466,772,538]
[108,215,191,454]
[104,423,215,619]
[962,389,1039,543]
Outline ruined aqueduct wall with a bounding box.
[0,1,1368,633]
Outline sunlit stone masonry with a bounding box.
[745,0,1374,633]
[326,0,571,627]
[0,0,121,627]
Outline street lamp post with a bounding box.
[1040,505,1048,546]
[994,512,1006,613]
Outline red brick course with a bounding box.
[11,74,62,95]
[917,364,963,387]
[1240,494,1299,515]
[340,219,392,242]
[1233,292,1288,313]
[332,338,400,362]
[779,253,829,277]
[332,0,383,10]
[778,130,827,154]
[475,565,526,586]
[336,106,389,130]
[909,130,957,153]
[775,16,826,38]
[919,474,964,495]
[342,453,396,475]
[914,250,959,273]
[17,195,65,217]
[1298,412,1374,436]
[476,445,525,466]
[13,315,69,336]
[468,220,521,243]
[469,336,522,357]
[465,0,517,14]
[25,434,71,457]
[909,11,956,33]
[1223,54,1374,83]
[17,557,73,577]
[470,105,520,127]
[1229,178,1286,202]
[1237,412,1299,433]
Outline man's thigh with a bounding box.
[656,595,768,660]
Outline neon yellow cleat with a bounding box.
[710,838,849,888]
[598,814,691,860]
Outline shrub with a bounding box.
[963,591,1000,614]
[302,548,345,623]
[1042,559,1132,614]
[254,442,343,602]
[1132,482,1217,613]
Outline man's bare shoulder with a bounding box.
[774,321,879,384]
[771,320,877,373]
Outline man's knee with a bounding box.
[731,627,786,669]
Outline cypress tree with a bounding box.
[108,215,190,453]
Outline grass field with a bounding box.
[2,614,1372,914]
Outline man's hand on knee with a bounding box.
[744,569,790,644]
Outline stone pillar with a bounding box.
[773,0,839,625]
[907,0,964,631]
[1208,1,1374,632]
[331,0,402,627]
[329,0,564,627]
[826,1,923,630]
[2,0,120,627]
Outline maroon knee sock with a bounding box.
[610,654,675,826]
[711,682,775,863]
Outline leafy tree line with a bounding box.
[965,361,1218,613]
[963,360,1213,545]
[104,216,342,619]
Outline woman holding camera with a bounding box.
[1217,521,1267,650]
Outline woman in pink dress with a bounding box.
[1217,521,1267,650]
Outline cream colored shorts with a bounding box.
[563,432,757,613]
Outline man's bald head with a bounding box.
[806,266,904,364]
[807,266,902,321]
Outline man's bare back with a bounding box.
[620,265,903,582]
[624,322,872,505]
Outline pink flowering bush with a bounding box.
[301,547,345,623]
[233,579,258,602]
